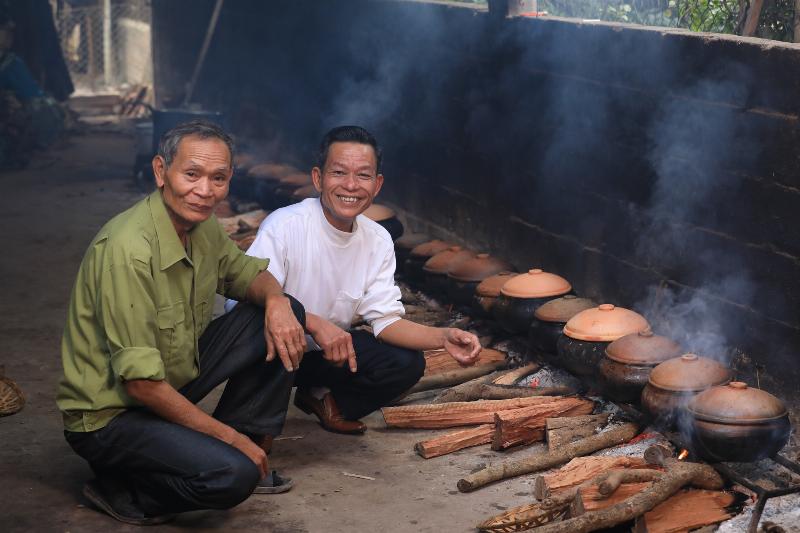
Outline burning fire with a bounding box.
[678,449,689,460]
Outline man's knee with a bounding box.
[392,347,425,388]
[195,453,260,509]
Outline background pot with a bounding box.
[272,173,312,208]
[598,329,682,402]
[363,204,404,241]
[641,353,732,424]
[404,239,452,285]
[472,272,517,318]
[394,232,429,267]
[446,253,515,307]
[493,269,572,334]
[529,295,597,359]
[557,304,649,378]
[688,382,791,462]
[422,246,475,297]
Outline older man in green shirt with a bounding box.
[57,121,307,525]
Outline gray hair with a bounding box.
[157,120,235,168]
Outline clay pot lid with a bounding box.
[475,272,518,297]
[291,183,319,199]
[534,295,597,324]
[395,232,430,251]
[278,172,312,186]
[248,163,298,180]
[499,269,571,299]
[422,246,475,275]
[363,204,395,222]
[647,354,732,393]
[410,239,452,258]
[688,382,788,424]
[234,152,255,169]
[605,328,683,365]
[563,304,649,342]
[447,253,516,283]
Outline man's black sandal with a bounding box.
[253,470,293,494]
[82,480,175,526]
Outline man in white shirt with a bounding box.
[241,126,482,434]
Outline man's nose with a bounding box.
[342,173,359,189]
[195,177,213,197]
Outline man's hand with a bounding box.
[443,328,482,366]
[227,431,268,478]
[265,294,306,372]
[306,313,357,372]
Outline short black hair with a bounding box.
[316,125,382,173]
[157,120,234,168]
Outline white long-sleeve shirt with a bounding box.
[228,198,404,350]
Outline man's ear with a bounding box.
[373,173,384,197]
[152,155,166,188]
[311,167,323,192]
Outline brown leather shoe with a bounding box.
[294,389,366,435]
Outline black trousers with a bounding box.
[64,301,304,516]
[295,329,426,420]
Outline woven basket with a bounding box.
[0,366,25,417]
[477,503,568,533]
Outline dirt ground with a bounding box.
[0,120,536,533]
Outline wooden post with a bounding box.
[742,0,765,36]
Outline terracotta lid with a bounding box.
[363,204,395,222]
[563,304,649,342]
[647,354,732,393]
[475,272,518,297]
[291,183,319,200]
[500,269,571,299]
[395,232,430,251]
[534,295,597,324]
[278,172,312,186]
[605,329,682,365]
[234,152,255,169]
[410,239,452,258]
[248,163,298,180]
[447,253,516,283]
[423,246,476,275]
[688,382,788,424]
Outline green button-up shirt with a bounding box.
[57,190,268,432]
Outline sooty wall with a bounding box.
[152,0,800,391]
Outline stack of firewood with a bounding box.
[216,201,269,251]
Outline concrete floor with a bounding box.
[0,122,537,533]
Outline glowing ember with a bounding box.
[678,449,689,460]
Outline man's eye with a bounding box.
[358,174,373,181]
[186,171,197,178]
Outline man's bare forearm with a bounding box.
[245,270,286,306]
[377,319,446,350]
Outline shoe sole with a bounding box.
[82,484,174,526]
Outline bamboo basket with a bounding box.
[477,502,568,532]
[0,365,25,417]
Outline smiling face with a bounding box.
[152,135,233,237]
[312,141,384,232]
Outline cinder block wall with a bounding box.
[152,0,800,390]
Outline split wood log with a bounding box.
[526,447,725,533]
[457,423,639,492]
[633,489,737,533]
[435,382,574,404]
[405,361,507,395]
[383,396,561,429]
[546,414,610,451]
[492,363,539,385]
[532,456,649,499]
[414,424,494,459]
[491,398,594,451]
[423,347,507,375]
[571,482,652,515]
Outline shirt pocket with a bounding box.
[194,275,218,334]
[156,301,185,362]
[329,290,363,330]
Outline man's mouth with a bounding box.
[188,203,212,212]
[336,195,360,205]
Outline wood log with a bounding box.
[457,423,639,493]
[532,456,649,499]
[433,372,506,403]
[633,489,737,533]
[527,449,725,533]
[491,362,539,385]
[423,347,506,375]
[414,424,494,459]
[435,382,574,404]
[404,361,507,395]
[572,482,652,515]
[546,413,610,451]
[491,398,594,450]
[383,396,561,429]
[742,0,765,36]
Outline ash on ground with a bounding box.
[717,493,800,532]
[518,364,582,390]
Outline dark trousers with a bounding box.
[64,301,304,516]
[295,329,425,420]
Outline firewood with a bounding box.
[633,489,737,533]
[546,414,610,451]
[491,362,539,385]
[423,347,506,375]
[435,382,574,404]
[527,447,725,533]
[414,424,494,459]
[572,482,652,515]
[405,361,507,395]
[491,398,594,450]
[532,456,649,499]
[382,396,560,429]
[433,372,507,403]
[457,423,639,493]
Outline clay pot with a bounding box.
[472,272,518,318]
[363,204,404,241]
[598,329,682,403]
[394,232,430,267]
[422,246,475,297]
[556,304,649,378]
[493,269,572,334]
[247,162,299,181]
[687,382,791,462]
[529,295,597,359]
[233,152,257,173]
[404,239,452,284]
[640,353,732,424]
[273,173,312,208]
[446,254,516,307]
[291,183,319,202]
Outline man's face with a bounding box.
[152,135,233,231]
[311,141,384,232]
